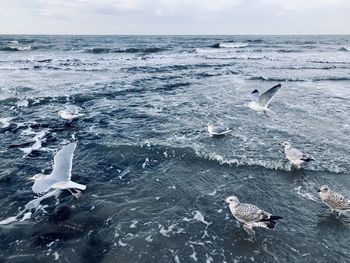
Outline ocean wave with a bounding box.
[122,63,229,73]
[249,75,350,82]
[101,143,346,174]
[36,59,53,63]
[210,42,249,49]
[205,55,265,60]
[309,60,349,64]
[86,47,166,54]
[195,70,238,78]
[277,49,303,53]
[0,45,31,51]
[338,47,349,52]
[244,39,264,43]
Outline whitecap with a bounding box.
[219,42,249,48]
[0,117,13,128]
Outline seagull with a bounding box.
[280,142,313,167]
[207,123,232,136]
[244,84,281,117]
[224,195,282,235]
[318,185,350,216]
[58,106,83,121]
[28,142,86,198]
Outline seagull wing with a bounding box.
[235,204,270,222]
[51,142,77,182]
[256,84,281,107]
[32,176,58,194]
[250,89,260,102]
[327,192,350,210]
[286,147,304,161]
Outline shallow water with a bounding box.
[0,35,349,262]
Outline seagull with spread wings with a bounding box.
[244,84,281,117]
[28,142,86,198]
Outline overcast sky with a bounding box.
[1,0,349,35]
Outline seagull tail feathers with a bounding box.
[265,220,278,230]
[260,215,283,230]
[301,156,314,162]
[269,215,283,220]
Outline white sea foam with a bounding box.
[193,211,212,227]
[219,42,249,48]
[0,117,13,128]
[20,129,49,156]
[189,245,198,261]
[159,223,178,237]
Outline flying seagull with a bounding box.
[207,123,232,136]
[244,84,281,117]
[28,142,86,198]
[280,142,313,167]
[318,185,350,216]
[225,195,282,235]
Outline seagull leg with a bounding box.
[68,189,81,199]
[243,224,255,236]
[263,111,270,118]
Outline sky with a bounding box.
[0,0,349,35]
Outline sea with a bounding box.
[0,35,349,262]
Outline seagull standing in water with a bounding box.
[318,185,350,216]
[244,84,281,117]
[280,142,313,168]
[28,142,86,198]
[225,195,283,235]
[207,123,232,136]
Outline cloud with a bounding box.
[0,0,349,34]
[259,0,347,10]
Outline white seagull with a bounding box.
[280,142,313,167]
[225,195,282,235]
[244,84,281,117]
[58,106,83,121]
[207,123,232,136]
[318,185,350,216]
[28,142,86,198]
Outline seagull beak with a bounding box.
[317,189,321,192]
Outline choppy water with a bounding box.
[0,35,350,262]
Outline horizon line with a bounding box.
[1,33,350,37]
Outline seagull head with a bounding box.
[225,195,240,207]
[58,110,66,116]
[317,185,329,193]
[280,142,291,149]
[28,173,45,182]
